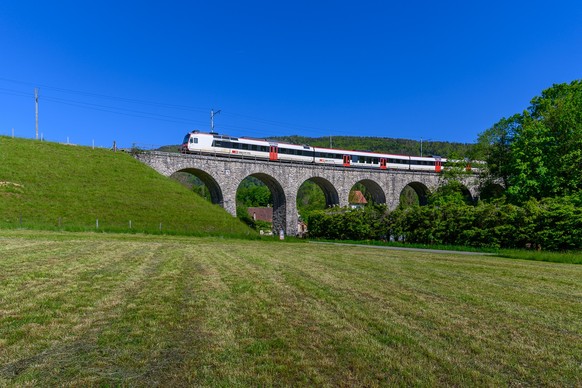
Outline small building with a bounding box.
[349,190,368,209]
[297,220,307,237]
[247,207,273,223]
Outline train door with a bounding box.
[269,145,278,161]
[343,155,351,167]
[435,157,442,173]
[380,158,387,170]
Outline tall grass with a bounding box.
[498,249,582,264]
[0,136,252,237]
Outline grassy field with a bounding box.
[0,136,251,237]
[1,230,581,386]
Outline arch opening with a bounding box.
[479,182,505,202]
[349,179,386,208]
[296,177,339,219]
[236,173,285,235]
[400,182,430,207]
[171,168,223,206]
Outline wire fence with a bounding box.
[0,216,258,239]
[0,130,170,153]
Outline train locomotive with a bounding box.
[180,130,447,173]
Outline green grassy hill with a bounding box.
[0,136,253,237]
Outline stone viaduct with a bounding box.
[135,151,480,236]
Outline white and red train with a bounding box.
[180,130,450,172]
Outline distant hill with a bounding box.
[157,135,479,159]
[0,136,253,237]
[270,135,478,159]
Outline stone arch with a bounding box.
[402,181,431,206]
[478,182,505,201]
[239,172,286,234]
[351,179,386,205]
[457,183,475,203]
[172,168,224,206]
[301,176,340,208]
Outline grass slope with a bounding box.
[0,136,252,237]
[1,230,581,386]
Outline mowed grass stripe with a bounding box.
[0,230,581,386]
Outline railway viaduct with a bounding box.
[134,151,481,236]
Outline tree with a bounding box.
[477,115,520,189]
[478,80,582,203]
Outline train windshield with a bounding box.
[182,134,190,144]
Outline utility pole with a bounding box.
[34,88,39,140]
[330,134,333,148]
[210,109,221,133]
[420,137,422,157]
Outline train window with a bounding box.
[261,146,268,152]
[251,145,258,151]
[373,158,379,164]
[242,143,249,150]
[352,155,359,162]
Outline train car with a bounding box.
[180,130,449,173]
[181,131,315,162]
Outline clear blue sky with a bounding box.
[1,1,581,149]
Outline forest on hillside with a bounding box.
[271,135,477,159]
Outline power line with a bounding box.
[0,76,393,139]
[35,88,39,140]
[0,76,209,113]
[41,95,207,126]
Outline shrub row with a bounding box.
[307,197,582,251]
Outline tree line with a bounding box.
[307,188,581,251]
[309,80,582,251]
[272,135,477,159]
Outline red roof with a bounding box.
[349,190,368,204]
[247,207,273,222]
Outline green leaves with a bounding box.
[307,187,581,251]
[479,80,582,203]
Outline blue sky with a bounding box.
[1,1,581,149]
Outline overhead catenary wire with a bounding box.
[0,76,451,143]
[0,77,356,139]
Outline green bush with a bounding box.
[307,192,581,252]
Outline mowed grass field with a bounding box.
[1,230,581,386]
